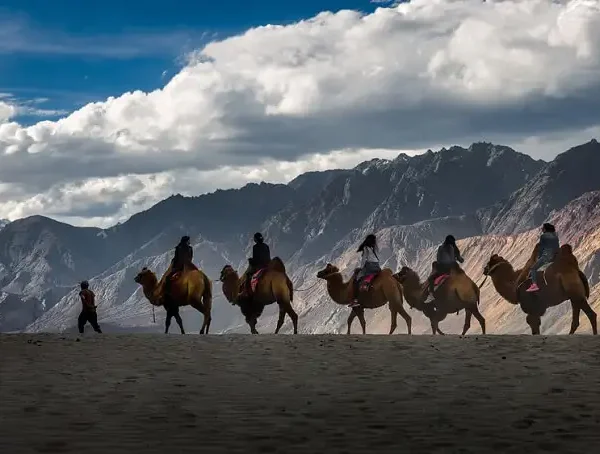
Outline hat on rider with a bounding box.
[254,232,264,243]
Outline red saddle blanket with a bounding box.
[433,273,450,289]
[358,273,378,292]
[250,268,267,293]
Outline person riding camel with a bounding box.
[350,234,381,308]
[526,223,560,293]
[172,236,193,273]
[424,235,464,304]
[164,236,193,300]
[241,232,271,297]
[78,280,102,334]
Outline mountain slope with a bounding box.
[290,190,600,336]
[3,140,599,335]
[480,139,600,234]
[262,143,542,265]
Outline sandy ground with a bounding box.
[1,334,600,453]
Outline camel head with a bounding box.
[316,263,339,280]
[134,267,158,287]
[483,254,509,276]
[394,266,419,285]
[219,265,238,282]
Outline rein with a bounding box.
[478,261,508,289]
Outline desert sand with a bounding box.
[1,334,600,453]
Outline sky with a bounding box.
[0,0,599,227]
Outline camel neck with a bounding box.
[403,278,424,307]
[223,275,240,303]
[491,269,518,304]
[326,273,351,304]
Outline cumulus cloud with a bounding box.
[1,0,600,226]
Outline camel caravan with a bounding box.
[131,223,596,336]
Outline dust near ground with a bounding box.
[1,334,599,453]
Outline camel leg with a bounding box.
[574,298,597,335]
[346,310,357,334]
[165,309,172,334]
[246,316,259,335]
[430,319,437,335]
[462,310,472,336]
[192,303,211,335]
[569,302,581,334]
[355,307,367,334]
[526,314,541,335]
[389,302,412,335]
[388,305,398,335]
[199,312,212,335]
[173,309,185,335]
[397,305,411,335]
[470,306,486,334]
[275,306,286,334]
[275,296,298,334]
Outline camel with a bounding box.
[134,264,213,335]
[315,263,411,335]
[219,257,298,334]
[393,266,485,335]
[483,245,596,335]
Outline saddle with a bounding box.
[239,267,268,297]
[358,273,379,293]
[519,262,553,290]
[433,273,451,291]
[168,262,199,281]
[250,268,267,293]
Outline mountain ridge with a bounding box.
[1,140,599,334]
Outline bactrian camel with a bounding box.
[219,257,298,334]
[316,263,412,335]
[483,245,595,335]
[394,266,485,335]
[134,264,212,334]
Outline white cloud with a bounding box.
[0,101,16,123]
[1,0,600,226]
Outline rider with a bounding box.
[526,223,560,292]
[164,236,193,298]
[241,232,271,296]
[424,235,464,304]
[78,280,102,334]
[350,234,381,308]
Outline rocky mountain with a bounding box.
[479,139,600,234]
[1,140,599,335]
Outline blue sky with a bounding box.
[0,0,389,124]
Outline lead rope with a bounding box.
[478,275,489,289]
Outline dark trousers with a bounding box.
[78,310,102,334]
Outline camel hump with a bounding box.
[560,244,573,255]
[555,244,579,270]
[268,257,286,274]
[380,268,394,276]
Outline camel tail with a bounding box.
[471,280,481,306]
[579,270,590,299]
[286,276,294,302]
[202,271,213,311]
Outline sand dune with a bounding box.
[1,334,600,453]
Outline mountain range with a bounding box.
[1,140,599,334]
